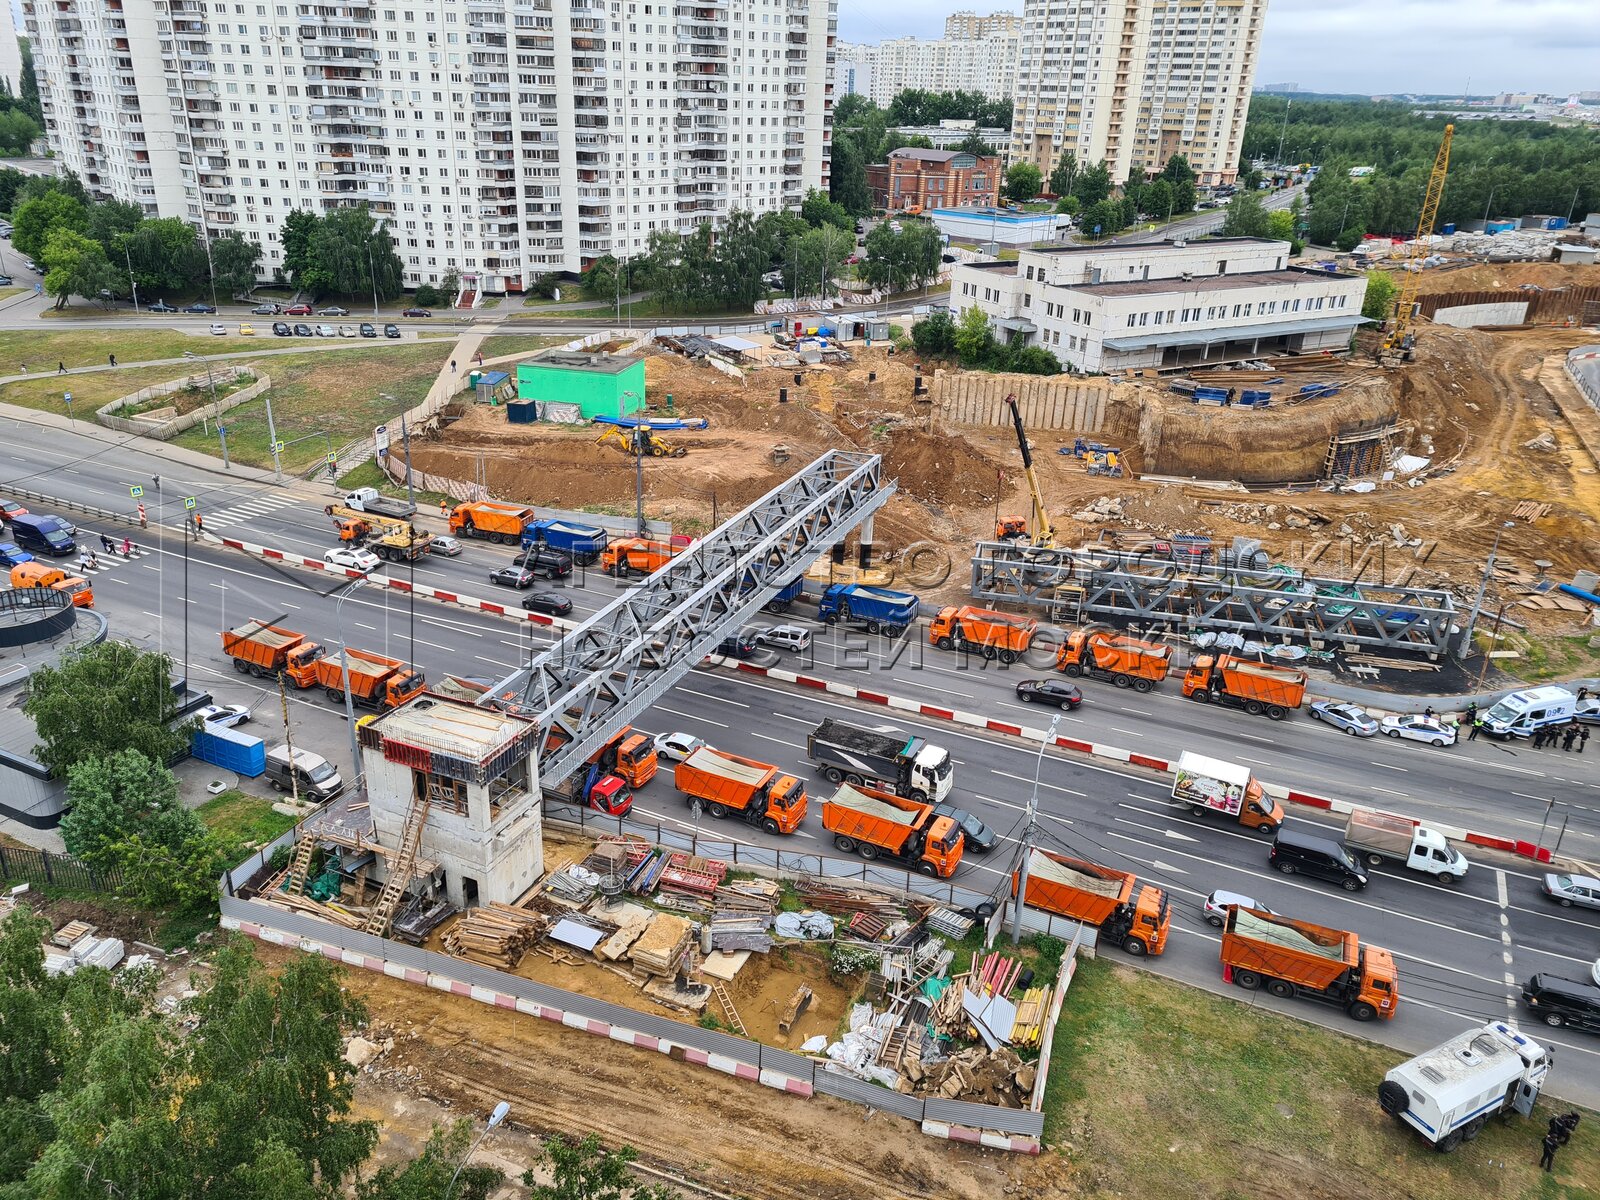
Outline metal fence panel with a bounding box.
[813,1068,926,1119]
[759,1045,815,1080]
[0,845,121,893]
[923,1097,1045,1138]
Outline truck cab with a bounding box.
[385,669,427,709]
[587,775,634,816]
[921,814,965,877]
[284,642,325,687]
[596,728,658,788]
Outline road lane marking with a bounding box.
[677,686,748,708]
[654,704,727,728]
[988,769,1086,798]
[1370,761,1408,772]
[749,732,802,749]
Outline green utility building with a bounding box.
[515,353,646,419]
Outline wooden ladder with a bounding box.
[284,835,317,896]
[362,793,432,936]
[710,980,747,1037]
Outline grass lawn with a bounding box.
[196,789,297,847]
[475,333,567,362]
[167,342,449,472]
[0,327,236,372]
[334,459,454,510]
[1045,956,1599,1197]
[507,296,750,322]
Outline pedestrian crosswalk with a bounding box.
[70,531,152,574]
[193,492,302,531]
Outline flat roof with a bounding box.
[1102,313,1368,352]
[958,259,1021,274]
[1026,236,1283,257]
[1068,269,1355,297]
[931,206,1060,222]
[887,147,964,164]
[524,353,641,375]
[371,694,535,761]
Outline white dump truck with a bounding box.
[1378,1022,1551,1151]
[1344,808,1468,883]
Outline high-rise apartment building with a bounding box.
[0,5,24,97]
[833,31,1017,106]
[25,0,837,297]
[943,10,1018,39]
[1010,0,1265,187]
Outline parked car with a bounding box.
[184,302,217,314]
[292,322,314,337]
[427,534,461,557]
[338,324,356,337]
[1202,889,1273,927]
[208,323,227,335]
[324,546,380,572]
[317,305,349,317]
[237,323,255,336]
[0,500,27,521]
[316,323,336,337]
[196,703,251,729]
[383,323,401,338]
[1309,700,1379,737]
[1542,873,1600,911]
[359,322,377,338]
[0,541,34,567]
[402,307,432,318]
[285,303,313,316]
[0,275,13,286]
[147,300,178,313]
[251,302,282,315]
[933,806,997,853]
[714,634,759,660]
[1380,714,1458,747]
[23,259,40,272]
[271,321,292,336]
[1575,697,1600,725]
[1015,678,1083,709]
[749,623,812,652]
[652,731,705,762]
[522,592,573,617]
[489,565,536,590]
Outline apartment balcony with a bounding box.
[782,162,803,176]
[298,26,375,48]
[686,147,727,162]
[572,75,606,95]
[578,237,611,254]
[301,44,379,63]
[483,221,519,237]
[676,22,726,42]
[479,184,516,200]
[677,3,728,18]
[479,203,516,218]
[569,0,605,12]
[573,113,609,129]
[676,74,728,91]
[203,208,237,225]
[569,35,604,52]
[473,112,513,130]
[675,198,718,214]
[197,171,229,186]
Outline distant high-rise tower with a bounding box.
[944,10,1021,40]
[1010,0,1266,187]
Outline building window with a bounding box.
[413,769,468,816]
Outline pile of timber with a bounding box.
[717,878,780,913]
[443,904,549,969]
[793,878,904,919]
[916,1045,1036,1107]
[1011,988,1048,1048]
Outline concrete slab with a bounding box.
[698,949,752,981]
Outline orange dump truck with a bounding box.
[600,537,678,577]
[312,647,426,710]
[675,746,807,834]
[1013,849,1170,956]
[927,605,1037,663]
[820,782,964,877]
[1055,629,1171,692]
[10,561,93,607]
[1220,907,1399,1022]
[1182,653,1306,720]
[448,500,537,544]
[220,620,324,682]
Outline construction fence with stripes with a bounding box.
[932,368,1112,433]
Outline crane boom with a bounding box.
[1004,394,1054,548]
[1385,123,1453,356]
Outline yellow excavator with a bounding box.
[995,394,1055,548]
[324,504,433,561]
[596,425,687,459]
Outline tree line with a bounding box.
[829,91,1014,218]
[1242,96,1600,246]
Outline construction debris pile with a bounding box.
[41,919,127,978]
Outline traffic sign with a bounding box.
[273,440,285,453]
[183,496,197,511]
[374,424,390,453]
[326,453,338,465]
[63,391,72,403]
[129,485,144,499]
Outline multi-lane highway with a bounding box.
[4,397,1600,1107]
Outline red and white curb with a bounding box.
[223,916,813,1098]
[920,1119,1039,1154]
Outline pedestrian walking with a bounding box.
[1562,725,1578,752]
[1541,1131,1560,1171]
[1580,727,1591,754]
[109,353,117,367]
[1532,727,1546,749]
[193,513,203,538]
[439,498,449,519]
[120,536,132,557]
[450,359,457,373]
[86,551,98,570]
[18,363,26,374]
[56,362,66,375]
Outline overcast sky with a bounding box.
[837,0,1600,96]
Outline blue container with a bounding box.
[506,400,538,424]
[1485,220,1516,235]
[1546,217,1568,231]
[1441,223,1456,235]
[191,726,267,777]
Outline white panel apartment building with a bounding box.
[25,0,837,295]
[1010,0,1265,186]
[951,238,1367,373]
[834,30,1018,106]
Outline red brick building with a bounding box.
[866,148,1001,214]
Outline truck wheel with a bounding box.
[701,802,724,819]
[1366,852,1385,867]
[998,650,1017,665]
[916,861,938,877]
[1348,1001,1378,1022]
[866,620,880,633]
[1062,662,1083,678]
[1266,979,1294,999]
[823,613,838,625]
[760,818,780,834]
[1233,969,1262,990]
[1435,871,1459,886]
[833,835,856,853]
[1434,1129,1464,1153]
[935,636,952,650]
[1189,689,1211,704]
[1133,678,1153,694]
[250,665,268,679]
[909,789,927,804]
[269,779,284,793]
[1462,1117,1486,1142]
[1266,705,1287,721]
[1245,700,1264,716]
[233,659,250,674]
[845,773,864,786]
[1255,822,1276,836]
[858,843,879,860]
[326,687,344,704]
[1189,805,1208,818]
[1121,936,1148,957]
[823,767,843,783]
[1113,674,1132,689]
[982,645,998,660]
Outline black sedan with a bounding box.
[147,300,178,313]
[489,565,536,590]
[522,592,573,617]
[271,321,292,336]
[933,806,998,853]
[359,322,377,338]
[1015,679,1083,709]
[183,302,217,314]
[291,322,314,337]
[383,323,401,338]
[401,307,432,318]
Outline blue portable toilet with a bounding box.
[191,725,267,777]
[1440,223,1456,235]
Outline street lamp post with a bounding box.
[124,243,140,313]
[444,1102,510,1200]
[333,576,369,799]
[620,389,645,536]
[1011,714,1060,946]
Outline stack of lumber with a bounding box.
[52,920,96,948]
[266,890,365,928]
[975,951,1023,996]
[627,913,692,975]
[1010,987,1048,1048]
[794,878,903,918]
[443,904,548,968]
[928,972,973,1038]
[717,878,780,914]
[658,858,720,901]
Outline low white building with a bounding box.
[950,238,1367,372]
[930,205,1072,248]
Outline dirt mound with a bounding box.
[881,429,1003,509]
[1408,259,1600,296]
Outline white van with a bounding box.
[1379,1022,1549,1151]
[264,745,344,802]
[1479,685,1575,739]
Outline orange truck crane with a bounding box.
[1013,849,1170,956]
[220,620,325,682]
[312,647,426,711]
[1220,906,1399,1022]
[675,746,807,834]
[1055,629,1170,692]
[928,605,1037,663]
[1182,653,1306,720]
[821,783,964,877]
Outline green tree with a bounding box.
[953,304,996,365]
[1238,164,1264,192]
[1048,150,1078,199]
[10,190,87,261]
[1003,162,1042,204]
[911,309,956,356]
[999,339,1062,375]
[1079,199,1123,239]
[524,1133,681,1200]
[1266,209,1302,253]
[58,749,193,870]
[0,110,39,157]
[22,641,190,777]
[1361,270,1399,322]
[0,166,27,215]
[211,232,265,299]
[861,220,938,292]
[124,216,206,296]
[1073,160,1112,208]
[355,1122,503,1200]
[40,229,118,310]
[955,130,998,157]
[800,188,853,232]
[86,199,143,250]
[1142,178,1175,221]
[1219,190,1272,238]
[280,209,319,285]
[827,134,873,217]
[1054,195,1080,216]
[579,255,626,303]
[306,204,402,299]
[17,41,41,125]
[782,225,851,300]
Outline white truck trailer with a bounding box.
[1378,1022,1550,1151]
[1344,808,1468,882]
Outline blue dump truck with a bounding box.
[739,570,806,614]
[815,584,918,638]
[520,518,610,566]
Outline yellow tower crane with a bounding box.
[1383,123,1454,363]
